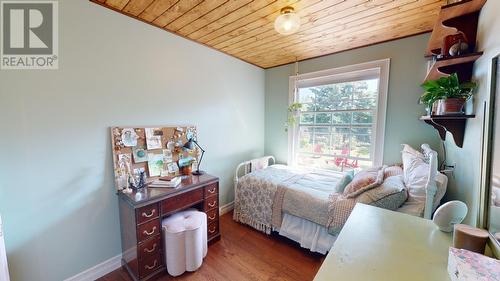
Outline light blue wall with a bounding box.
[443,0,500,226]
[265,34,441,165]
[0,1,265,280]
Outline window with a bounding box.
[288,59,390,172]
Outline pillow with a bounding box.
[401,144,430,216]
[384,165,403,178]
[334,170,355,193]
[343,166,385,198]
[357,175,408,210]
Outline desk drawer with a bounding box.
[138,252,162,278]
[206,208,218,224]
[208,221,219,238]
[138,235,160,261]
[161,188,204,215]
[204,195,218,211]
[136,203,159,225]
[137,219,160,243]
[204,183,218,198]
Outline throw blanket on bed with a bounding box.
[233,166,307,234]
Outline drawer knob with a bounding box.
[144,243,157,253]
[209,227,216,234]
[145,260,158,270]
[208,214,216,220]
[143,226,156,236]
[208,201,216,208]
[208,188,216,194]
[142,209,156,218]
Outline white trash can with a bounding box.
[162,209,207,276]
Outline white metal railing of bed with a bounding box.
[234,156,275,192]
[234,144,440,220]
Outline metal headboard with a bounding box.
[234,156,275,192]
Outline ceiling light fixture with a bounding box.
[274,6,300,35]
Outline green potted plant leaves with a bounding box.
[420,73,477,115]
[285,102,303,132]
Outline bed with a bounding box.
[233,144,448,254]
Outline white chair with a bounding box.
[162,209,207,276]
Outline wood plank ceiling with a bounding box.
[91,0,447,68]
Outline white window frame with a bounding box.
[287,59,390,169]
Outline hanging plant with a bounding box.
[285,102,303,132]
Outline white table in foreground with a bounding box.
[314,204,452,281]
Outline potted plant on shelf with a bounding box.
[420,73,477,115]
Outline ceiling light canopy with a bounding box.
[274,6,301,35]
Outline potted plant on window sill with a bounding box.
[420,73,477,115]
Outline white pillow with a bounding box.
[400,144,448,216]
[401,144,429,215]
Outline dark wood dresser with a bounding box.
[118,174,220,281]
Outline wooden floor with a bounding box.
[99,212,324,281]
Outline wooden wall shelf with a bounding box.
[420,115,475,148]
[425,0,486,57]
[424,52,483,82]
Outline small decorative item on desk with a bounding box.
[453,224,489,254]
[148,176,181,188]
[183,138,206,175]
[448,247,500,281]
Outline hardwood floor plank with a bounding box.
[98,212,324,281]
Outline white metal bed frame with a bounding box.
[234,144,439,220]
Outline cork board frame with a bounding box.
[110,126,198,192]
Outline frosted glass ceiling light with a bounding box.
[274,7,300,35]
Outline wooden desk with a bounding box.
[314,204,452,281]
[118,174,220,281]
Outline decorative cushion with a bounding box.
[357,175,408,210]
[384,165,403,178]
[401,144,429,216]
[343,166,386,198]
[334,170,355,193]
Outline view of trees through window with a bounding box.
[295,79,379,172]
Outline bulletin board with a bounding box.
[110,126,198,192]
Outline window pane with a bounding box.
[313,134,330,154]
[332,112,351,124]
[314,127,330,134]
[315,113,332,124]
[300,113,314,124]
[352,79,379,100]
[312,86,335,111]
[352,98,376,109]
[351,127,372,135]
[331,100,352,110]
[298,88,314,103]
[352,112,373,124]
[301,103,315,111]
[298,127,313,153]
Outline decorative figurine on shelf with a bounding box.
[442,32,469,58]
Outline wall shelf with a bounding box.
[420,115,475,147]
[424,52,483,82]
[425,0,486,57]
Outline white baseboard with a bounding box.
[64,254,122,281]
[219,201,234,216]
